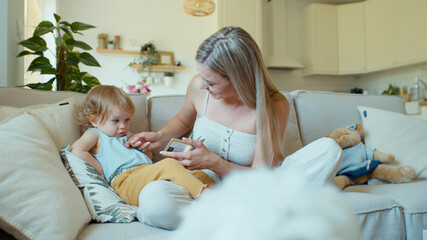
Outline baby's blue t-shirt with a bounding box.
[90,128,152,183]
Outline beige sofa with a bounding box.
[0,87,426,240]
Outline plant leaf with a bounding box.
[65,39,92,50]
[81,72,101,86]
[59,21,71,27]
[27,56,52,72]
[65,51,80,66]
[70,22,96,32]
[18,36,48,52]
[40,66,57,75]
[16,50,43,57]
[33,21,55,36]
[26,77,55,91]
[54,13,61,23]
[60,27,73,40]
[79,52,101,67]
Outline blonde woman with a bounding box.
[127,27,342,230]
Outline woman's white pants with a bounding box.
[137,137,343,230]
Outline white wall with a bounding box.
[359,62,427,96]
[0,0,7,86]
[54,0,361,95]
[0,0,25,87]
[56,0,218,95]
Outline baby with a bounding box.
[71,85,211,209]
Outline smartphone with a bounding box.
[164,138,195,152]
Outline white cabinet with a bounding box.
[302,3,338,75]
[302,0,427,76]
[217,0,264,52]
[364,0,397,72]
[395,0,427,66]
[337,3,366,74]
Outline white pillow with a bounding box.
[0,98,81,150]
[60,145,138,223]
[358,106,427,179]
[0,113,90,240]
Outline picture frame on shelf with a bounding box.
[158,51,175,65]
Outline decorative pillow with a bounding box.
[0,113,90,240]
[358,106,427,179]
[0,98,81,150]
[60,145,138,223]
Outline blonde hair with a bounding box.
[79,85,135,131]
[196,26,288,166]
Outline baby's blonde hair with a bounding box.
[79,85,135,131]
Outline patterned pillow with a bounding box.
[60,145,138,223]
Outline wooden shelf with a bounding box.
[96,48,141,54]
[96,48,185,72]
[129,64,185,72]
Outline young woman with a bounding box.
[126,27,342,230]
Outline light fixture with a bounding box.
[183,0,215,17]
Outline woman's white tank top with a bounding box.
[192,91,256,175]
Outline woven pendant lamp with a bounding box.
[183,0,215,17]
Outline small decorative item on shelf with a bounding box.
[381,84,400,95]
[114,35,121,50]
[107,40,115,49]
[125,77,151,95]
[98,33,108,49]
[139,41,158,66]
[163,72,174,87]
[158,51,175,65]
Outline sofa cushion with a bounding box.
[345,181,427,240]
[0,87,148,135]
[0,113,90,240]
[280,91,303,158]
[77,222,170,240]
[358,105,427,178]
[0,98,80,149]
[291,91,405,145]
[60,145,138,223]
[340,191,405,240]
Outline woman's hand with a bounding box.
[125,131,162,152]
[159,137,218,170]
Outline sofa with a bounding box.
[0,87,426,240]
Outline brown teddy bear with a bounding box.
[329,123,416,189]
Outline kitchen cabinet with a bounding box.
[217,0,303,69]
[303,0,427,76]
[395,0,427,66]
[217,0,264,52]
[301,3,338,75]
[364,0,397,72]
[337,3,366,74]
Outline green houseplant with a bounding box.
[17,13,101,93]
[139,41,158,66]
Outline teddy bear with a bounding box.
[329,123,416,189]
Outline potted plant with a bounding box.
[97,33,108,49]
[17,13,101,93]
[107,40,115,49]
[139,41,158,66]
[163,72,174,87]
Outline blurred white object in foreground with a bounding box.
[174,167,360,240]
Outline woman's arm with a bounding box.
[70,130,105,177]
